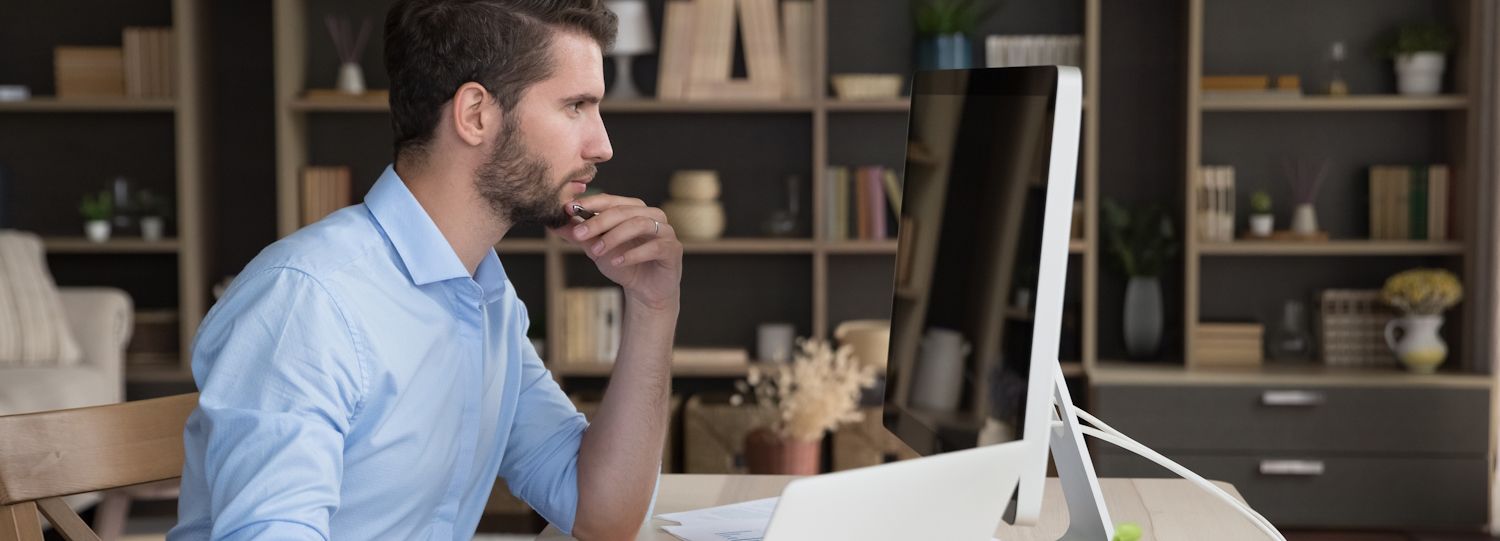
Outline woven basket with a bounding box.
[1318,289,1398,368]
[683,394,766,474]
[831,407,919,471]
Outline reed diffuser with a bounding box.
[1282,157,1329,237]
[325,15,372,95]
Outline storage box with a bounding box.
[831,407,918,471]
[683,393,765,474]
[1319,289,1398,368]
[55,46,125,97]
[1189,322,1264,369]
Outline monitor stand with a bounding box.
[1006,363,1115,540]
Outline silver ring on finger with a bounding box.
[652,219,661,237]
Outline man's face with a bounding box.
[475,30,613,230]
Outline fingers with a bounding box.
[569,204,669,245]
[585,215,668,258]
[569,194,647,218]
[609,234,680,267]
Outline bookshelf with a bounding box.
[0,0,211,383]
[1180,0,1485,381]
[273,0,1104,379]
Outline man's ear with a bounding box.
[450,82,499,147]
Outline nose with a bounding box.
[585,114,613,164]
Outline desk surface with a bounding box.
[537,474,1267,540]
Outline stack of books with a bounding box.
[1190,323,1264,369]
[122,27,175,98]
[562,287,623,365]
[985,35,1083,69]
[1194,165,1236,242]
[300,166,352,226]
[1201,75,1302,100]
[1368,164,1450,241]
[823,165,902,241]
[54,47,125,97]
[656,0,812,101]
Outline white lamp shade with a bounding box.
[606,0,655,56]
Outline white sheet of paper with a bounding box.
[661,520,767,541]
[655,496,778,525]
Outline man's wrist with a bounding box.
[625,292,680,315]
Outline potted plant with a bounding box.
[136,189,172,242]
[1248,190,1274,237]
[1383,23,1454,96]
[1381,268,1463,373]
[732,338,879,474]
[912,0,1000,70]
[1101,198,1178,360]
[79,190,113,243]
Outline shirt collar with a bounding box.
[365,165,509,302]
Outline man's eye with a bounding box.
[570,102,584,113]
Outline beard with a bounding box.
[474,115,592,230]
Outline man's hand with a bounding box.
[552,194,683,312]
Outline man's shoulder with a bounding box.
[240,205,393,288]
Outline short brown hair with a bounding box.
[384,0,617,165]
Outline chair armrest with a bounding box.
[57,288,133,385]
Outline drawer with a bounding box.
[1097,452,1488,529]
[1092,384,1489,454]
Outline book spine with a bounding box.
[1410,165,1428,241]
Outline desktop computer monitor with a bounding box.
[762,66,1111,541]
[881,65,1098,528]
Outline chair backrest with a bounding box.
[0,393,197,541]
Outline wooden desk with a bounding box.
[538,474,1268,540]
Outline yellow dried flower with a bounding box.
[1382,268,1462,315]
[732,337,880,442]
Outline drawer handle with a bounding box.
[1261,390,1325,407]
[1259,459,1325,476]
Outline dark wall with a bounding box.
[207,1,278,286]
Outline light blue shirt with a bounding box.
[171,166,599,540]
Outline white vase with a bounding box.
[84,220,111,243]
[1291,204,1319,236]
[336,62,366,95]
[1249,214,1274,237]
[1385,314,1447,373]
[911,327,971,412]
[1394,52,1445,96]
[140,216,165,242]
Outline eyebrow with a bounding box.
[561,93,602,105]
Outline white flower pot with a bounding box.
[336,62,366,95]
[84,220,111,243]
[1394,52,1446,96]
[1249,214,1274,237]
[1385,314,1447,373]
[140,216,165,242]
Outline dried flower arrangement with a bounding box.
[732,338,880,442]
[1382,268,1463,315]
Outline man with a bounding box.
[169,1,680,539]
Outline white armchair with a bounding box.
[0,287,132,416]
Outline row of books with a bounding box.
[1200,75,1302,100]
[823,165,902,241]
[562,287,623,365]
[985,35,1083,69]
[656,0,815,101]
[1369,164,1450,241]
[1194,165,1237,242]
[1189,323,1264,369]
[54,27,175,98]
[300,166,352,226]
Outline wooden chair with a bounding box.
[0,393,196,541]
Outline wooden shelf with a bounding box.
[1200,95,1469,112]
[287,96,388,112]
[1197,240,1465,257]
[560,238,818,254]
[125,365,195,384]
[823,98,910,112]
[43,237,181,254]
[1090,361,1491,389]
[0,97,176,113]
[551,362,751,378]
[1069,239,1087,253]
[821,240,897,254]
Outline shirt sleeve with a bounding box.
[175,267,365,541]
[496,312,590,534]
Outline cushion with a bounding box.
[0,231,83,366]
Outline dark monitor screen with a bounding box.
[883,67,1064,456]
